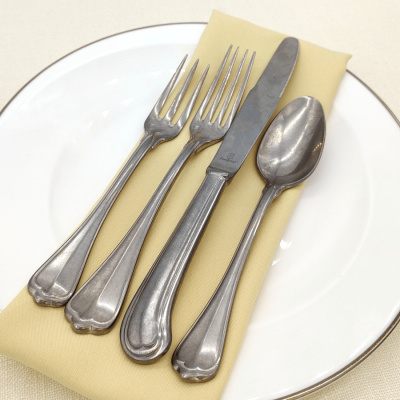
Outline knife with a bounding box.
[120,37,299,364]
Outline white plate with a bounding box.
[1,23,400,400]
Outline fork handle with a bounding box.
[171,184,279,382]
[120,171,228,364]
[64,140,200,334]
[28,134,154,307]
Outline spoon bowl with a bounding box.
[257,96,325,188]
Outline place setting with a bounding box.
[1,10,400,400]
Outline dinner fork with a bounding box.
[64,47,255,334]
[28,56,207,307]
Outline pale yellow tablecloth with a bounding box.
[1,1,400,399]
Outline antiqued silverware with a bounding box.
[120,37,300,364]
[64,46,255,334]
[172,96,326,382]
[28,55,207,307]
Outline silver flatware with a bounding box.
[64,46,255,334]
[172,96,326,382]
[28,56,207,307]
[120,37,300,364]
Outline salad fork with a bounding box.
[28,55,207,307]
[65,46,255,334]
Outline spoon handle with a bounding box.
[64,140,199,334]
[172,184,279,382]
[27,134,154,307]
[120,171,228,364]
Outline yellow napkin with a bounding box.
[0,11,350,400]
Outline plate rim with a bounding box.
[1,21,399,400]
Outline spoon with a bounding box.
[171,96,326,382]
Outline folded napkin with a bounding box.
[0,10,350,400]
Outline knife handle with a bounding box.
[120,171,228,364]
[27,134,154,307]
[171,184,278,382]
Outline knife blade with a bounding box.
[208,37,299,180]
[120,37,299,364]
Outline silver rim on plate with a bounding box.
[0,22,399,400]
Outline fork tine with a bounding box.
[222,51,256,128]
[175,65,210,129]
[194,45,233,120]
[204,47,239,123]
[164,59,199,122]
[153,55,188,116]
[216,49,248,126]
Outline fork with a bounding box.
[64,47,255,335]
[28,56,206,307]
